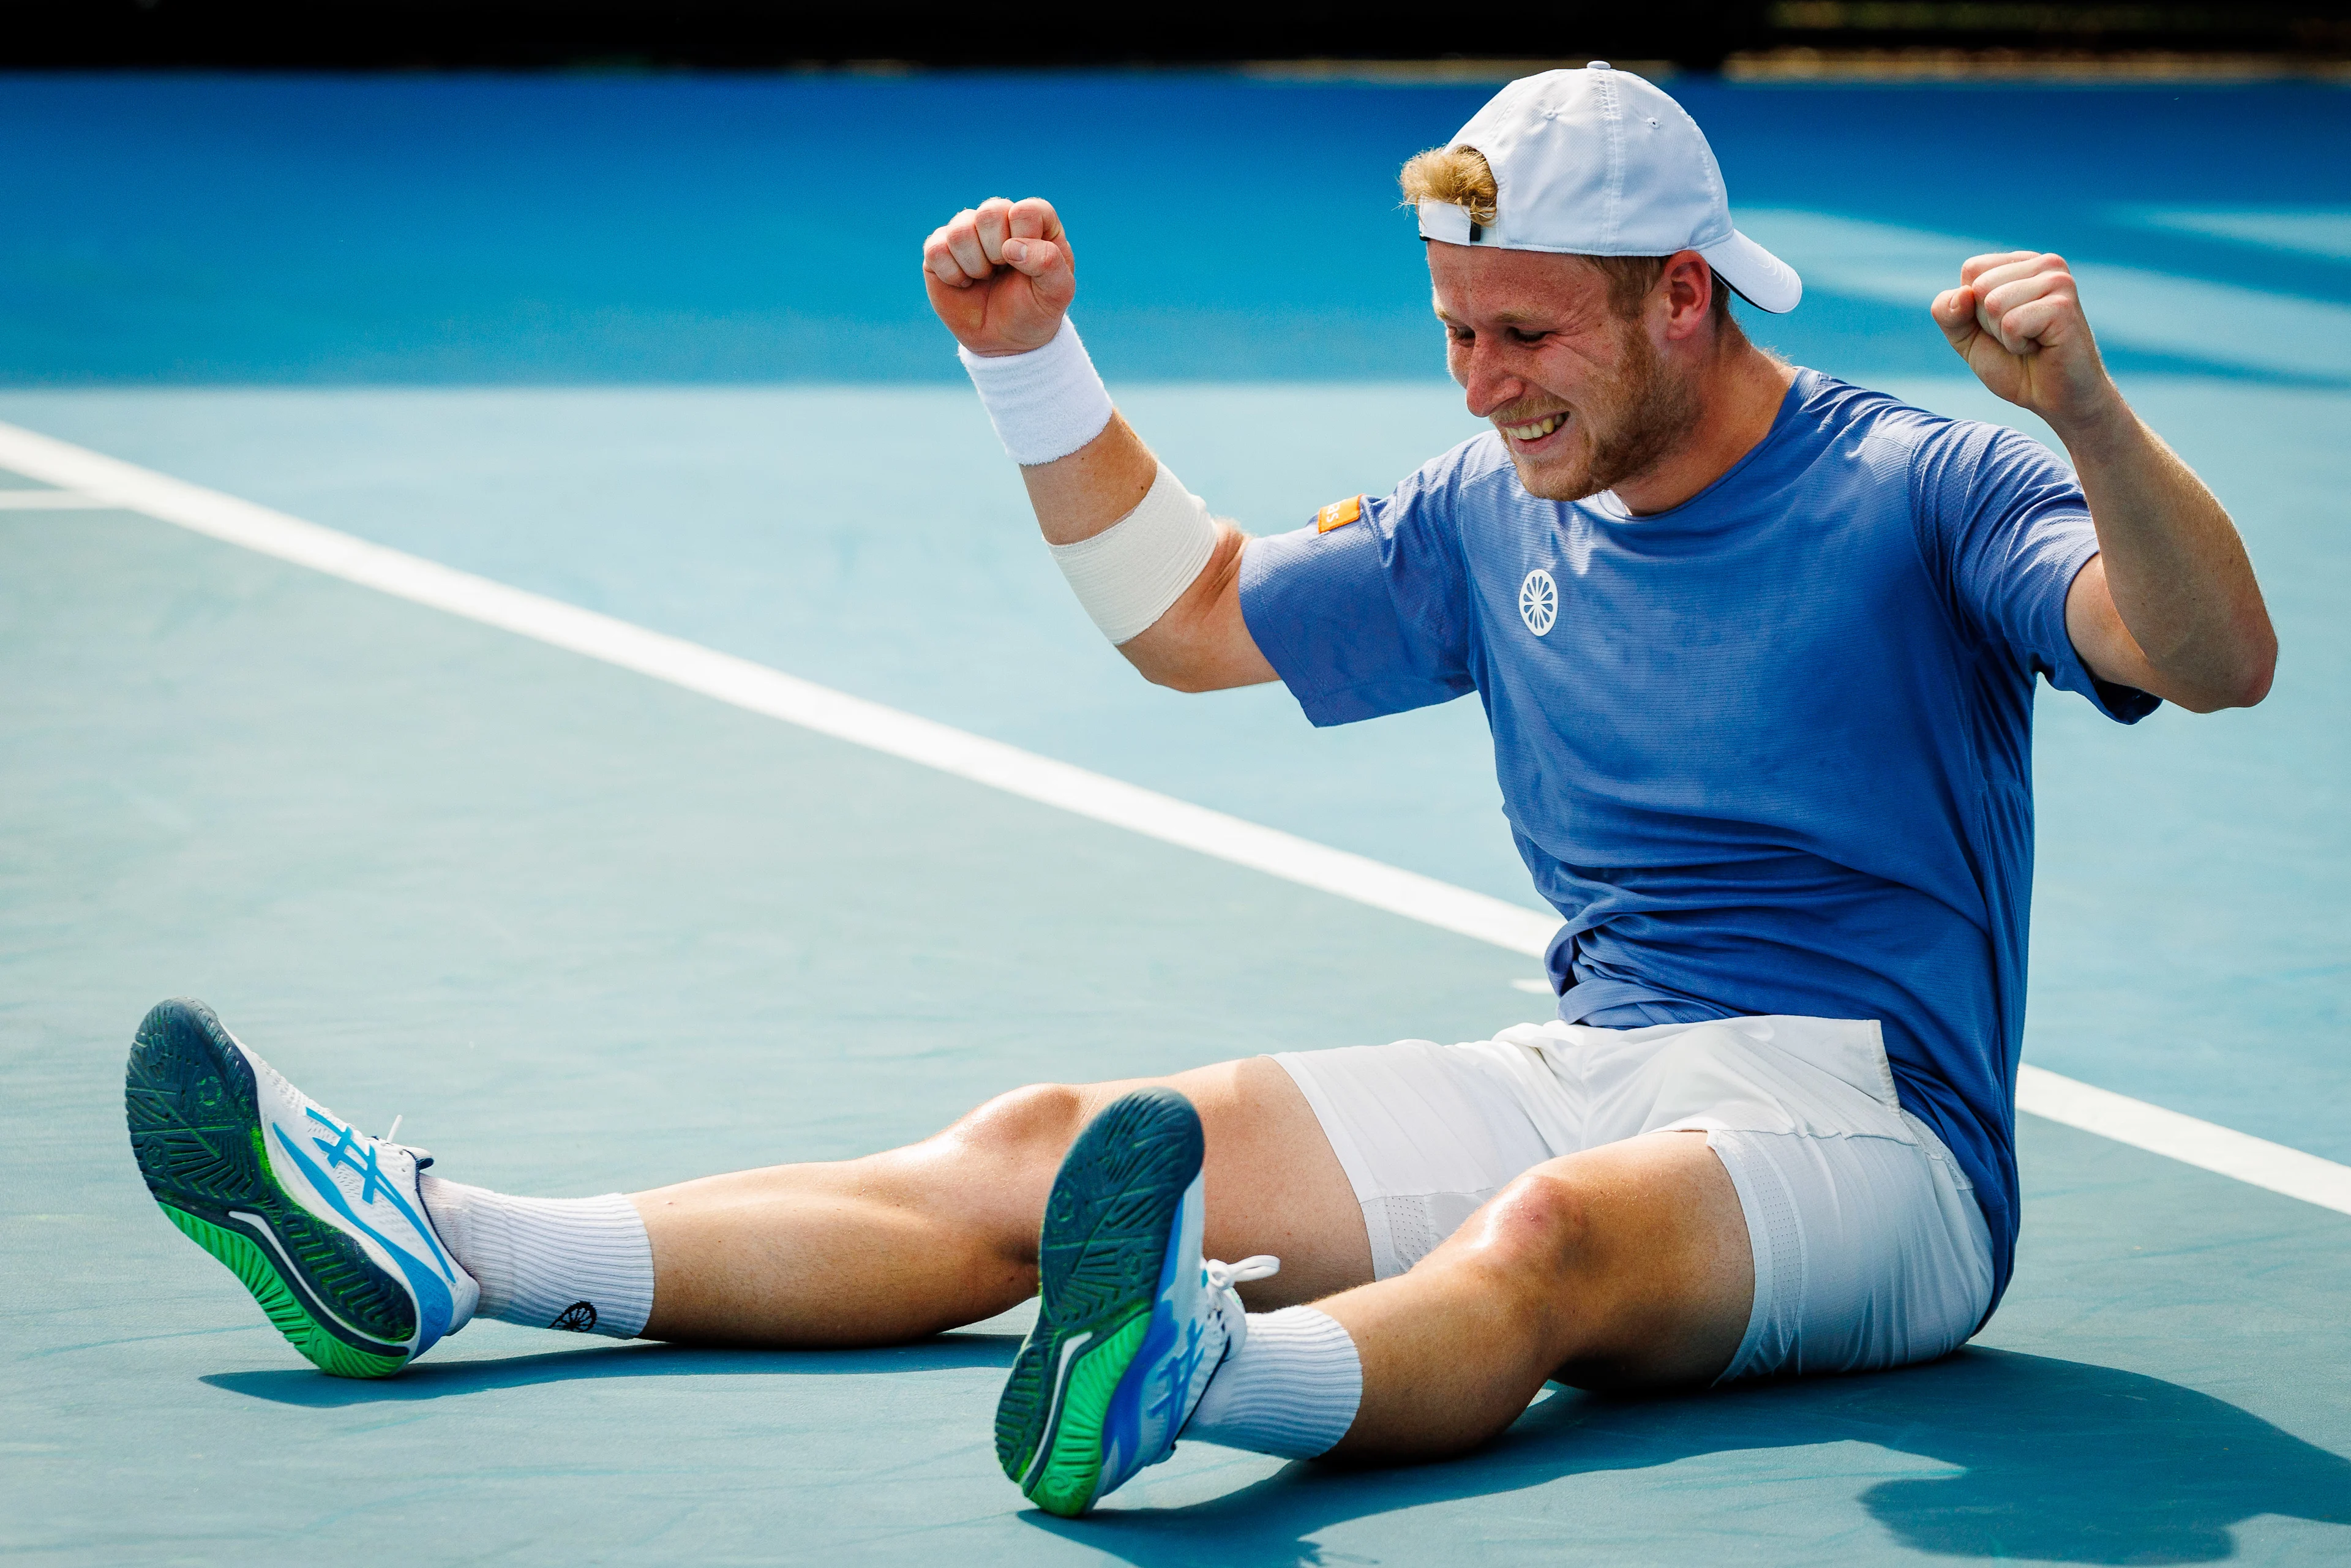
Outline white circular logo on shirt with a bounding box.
[1518,568,1558,636]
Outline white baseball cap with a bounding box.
[1415,63,1802,314]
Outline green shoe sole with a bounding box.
[126,998,415,1378]
[158,1205,408,1378]
[996,1087,1204,1517]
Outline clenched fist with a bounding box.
[1932,251,2124,436]
[923,196,1076,357]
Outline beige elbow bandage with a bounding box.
[1048,463,1220,645]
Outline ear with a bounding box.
[1659,250,1714,340]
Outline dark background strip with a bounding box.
[7,2,2351,73]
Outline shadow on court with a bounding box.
[200,1330,1023,1406]
[1042,1348,2351,1566]
[196,1338,2349,1559]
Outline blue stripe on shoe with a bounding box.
[271,1125,456,1354]
[299,1105,464,1288]
[1099,1182,1199,1490]
[998,1087,1207,1515]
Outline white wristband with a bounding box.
[958,316,1116,466]
[1050,463,1220,645]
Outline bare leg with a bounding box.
[632,1056,1369,1346]
[1321,1130,1753,1462]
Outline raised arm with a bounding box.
[1932,252,2276,713]
[923,197,1275,693]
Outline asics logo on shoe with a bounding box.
[288,1108,456,1278]
[307,1109,399,1207]
[272,1107,465,1310]
[1150,1318,1207,1431]
[127,999,481,1376]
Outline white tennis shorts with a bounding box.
[1273,1015,1995,1382]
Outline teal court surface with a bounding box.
[3,72,2349,1564]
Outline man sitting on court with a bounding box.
[127,65,2274,1518]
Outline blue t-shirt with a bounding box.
[1237,369,2156,1313]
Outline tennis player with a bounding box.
[127,66,2274,1518]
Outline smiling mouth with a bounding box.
[1499,412,1565,443]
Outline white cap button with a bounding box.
[1588,61,1610,70]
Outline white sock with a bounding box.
[419,1176,654,1339]
[1183,1305,1363,1458]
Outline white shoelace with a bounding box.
[1205,1255,1281,1292]
[1202,1254,1282,1359]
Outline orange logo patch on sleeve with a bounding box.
[1315,495,1365,533]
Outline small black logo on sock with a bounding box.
[551,1300,598,1332]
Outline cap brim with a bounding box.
[1699,228,1802,315]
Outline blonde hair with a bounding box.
[1399,144,1498,227]
[1400,144,1736,326]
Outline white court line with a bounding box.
[0,488,118,509]
[4,416,2346,1221]
[2018,1066,2351,1215]
[0,419,1555,959]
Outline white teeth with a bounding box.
[1501,413,1565,441]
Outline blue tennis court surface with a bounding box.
[3,72,2347,1562]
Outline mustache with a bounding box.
[1490,402,1571,426]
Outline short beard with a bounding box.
[1520,321,1703,502]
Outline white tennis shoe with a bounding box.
[126,997,478,1377]
[994,1086,1279,1516]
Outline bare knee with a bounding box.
[896,1082,1080,1258]
[1322,1172,1600,1461]
[1430,1169,1658,1378]
[1450,1172,1595,1296]
[944,1082,1086,1180]
[1440,1150,1747,1391]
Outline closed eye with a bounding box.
[1443,324,1553,347]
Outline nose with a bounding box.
[1453,337,1525,421]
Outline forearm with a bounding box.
[2057,397,2276,710]
[978,359,1273,692]
[1018,412,1158,545]
[926,197,1273,692]
[1016,416,1272,689]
